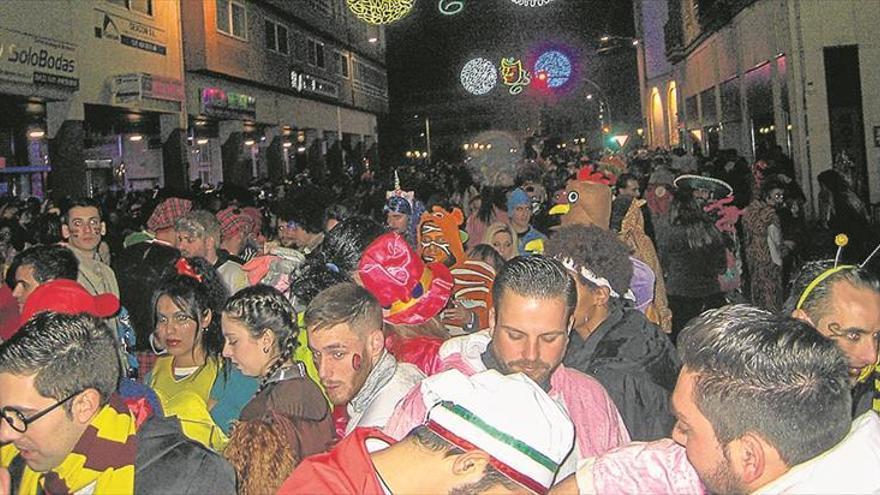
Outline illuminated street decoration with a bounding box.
[509,0,555,6]
[460,58,498,95]
[439,0,465,15]
[500,57,531,95]
[533,50,572,89]
[347,0,414,25]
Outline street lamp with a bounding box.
[597,34,641,54]
[413,114,432,162]
[584,78,612,129]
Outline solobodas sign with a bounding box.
[0,27,79,90]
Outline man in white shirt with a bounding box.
[305,283,424,435]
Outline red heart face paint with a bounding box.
[352,353,362,371]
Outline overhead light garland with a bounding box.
[438,0,465,15]
[533,50,572,89]
[500,57,531,95]
[347,0,414,25]
[509,0,555,6]
[460,58,498,95]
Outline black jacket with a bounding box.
[113,241,180,349]
[9,413,236,494]
[564,304,681,441]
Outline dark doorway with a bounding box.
[824,45,868,202]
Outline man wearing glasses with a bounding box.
[273,187,325,254]
[0,312,235,494]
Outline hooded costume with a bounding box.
[618,199,673,333]
[508,188,547,255]
[418,206,496,335]
[385,171,425,248]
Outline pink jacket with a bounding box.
[575,439,705,494]
[384,331,630,478]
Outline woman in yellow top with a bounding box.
[145,257,257,450]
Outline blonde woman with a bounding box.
[482,222,518,261]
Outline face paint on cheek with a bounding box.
[352,353,362,371]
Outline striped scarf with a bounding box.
[15,395,138,495]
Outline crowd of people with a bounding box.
[0,140,878,494]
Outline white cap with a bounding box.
[420,369,575,494]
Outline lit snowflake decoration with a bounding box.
[534,50,572,88]
[347,0,415,25]
[509,0,555,6]
[460,58,498,96]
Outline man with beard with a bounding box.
[305,283,425,436]
[552,305,880,495]
[385,256,630,480]
[784,260,880,415]
[278,369,575,495]
[175,210,248,295]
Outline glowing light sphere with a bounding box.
[347,0,414,25]
[534,50,572,89]
[460,58,498,96]
[509,0,555,6]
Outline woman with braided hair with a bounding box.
[221,284,334,495]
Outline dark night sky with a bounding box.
[383,0,640,127]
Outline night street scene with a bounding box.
[0,1,879,494]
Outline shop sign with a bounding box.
[0,27,79,90]
[290,69,340,99]
[200,87,256,119]
[113,73,141,103]
[113,73,183,105]
[94,8,167,55]
[143,74,183,101]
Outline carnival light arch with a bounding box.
[533,50,572,89]
[347,0,415,25]
[508,0,555,6]
[460,58,498,95]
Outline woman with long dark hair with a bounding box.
[661,187,728,341]
[146,256,257,450]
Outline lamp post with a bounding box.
[413,114,432,163]
[584,78,611,147]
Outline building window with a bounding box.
[265,20,288,54]
[108,0,153,15]
[308,0,332,16]
[334,51,350,78]
[650,87,665,146]
[217,0,247,40]
[352,58,388,100]
[308,39,325,69]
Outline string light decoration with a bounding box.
[347,0,414,25]
[533,50,572,89]
[509,0,555,6]
[439,0,465,15]
[500,57,531,95]
[460,58,498,95]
